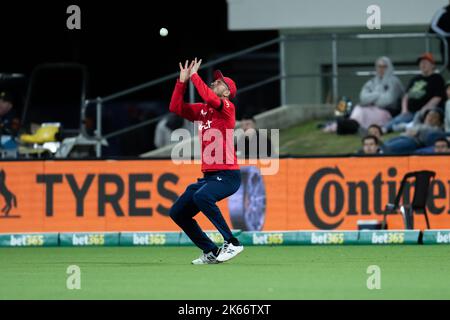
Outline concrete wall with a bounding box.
[228,0,447,30]
[141,103,333,157]
[228,0,450,105]
[254,103,333,130]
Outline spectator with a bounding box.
[434,137,450,153]
[154,113,185,149]
[384,52,446,133]
[384,108,444,154]
[235,115,273,159]
[0,91,13,118]
[357,124,386,153]
[0,91,20,151]
[367,124,383,139]
[360,135,382,155]
[429,2,450,72]
[0,91,20,135]
[352,56,404,128]
[445,80,450,132]
[323,56,403,133]
[413,79,450,152]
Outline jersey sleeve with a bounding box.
[169,79,204,122]
[219,98,236,119]
[190,73,222,109]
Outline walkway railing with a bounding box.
[83,32,448,157]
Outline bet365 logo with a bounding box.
[0,169,18,218]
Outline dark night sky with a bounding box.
[0,0,277,98]
[0,0,278,155]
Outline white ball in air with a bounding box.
[159,28,168,37]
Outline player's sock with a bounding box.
[228,237,241,246]
[207,247,221,257]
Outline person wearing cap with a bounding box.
[383,52,446,133]
[168,58,243,265]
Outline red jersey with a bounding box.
[169,73,239,172]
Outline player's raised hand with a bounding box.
[179,60,194,83]
[189,57,202,76]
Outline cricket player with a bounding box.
[169,58,244,264]
[168,58,243,264]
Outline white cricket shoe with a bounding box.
[191,251,220,265]
[216,242,244,262]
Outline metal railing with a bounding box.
[280,32,448,106]
[83,32,448,157]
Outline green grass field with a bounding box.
[1,246,450,300]
[279,120,400,155]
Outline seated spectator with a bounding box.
[0,91,21,149]
[358,124,385,153]
[359,135,383,155]
[384,108,444,154]
[154,113,185,149]
[235,115,273,159]
[405,80,450,131]
[367,124,383,139]
[323,56,403,133]
[384,53,446,133]
[414,129,449,154]
[434,137,450,153]
[351,56,404,128]
[445,80,450,132]
[0,91,13,117]
[417,136,450,154]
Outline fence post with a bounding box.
[96,97,102,158]
[189,81,195,103]
[279,35,287,106]
[331,33,339,104]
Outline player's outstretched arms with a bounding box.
[169,60,191,116]
[169,60,203,122]
[179,60,194,83]
[189,57,222,109]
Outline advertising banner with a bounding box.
[0,233,58,247]
[120,232,181,246]
[59,232,120,246]
[422,229,450,244]
[0,157,449,233]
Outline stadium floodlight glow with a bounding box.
[0,73,25,79]
[355,70,422,76]
[355,33,428,39]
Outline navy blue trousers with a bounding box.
[169,170,241,253]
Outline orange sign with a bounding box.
[0,156,449,232]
